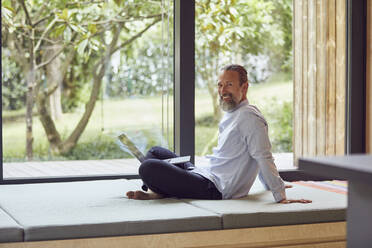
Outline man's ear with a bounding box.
[242,82,249,94]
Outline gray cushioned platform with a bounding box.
[0,208,23,242]
[181,179,346,229]
[0,180,221,241]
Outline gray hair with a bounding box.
[221,64,248,86]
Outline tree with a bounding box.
[1,0,162,159]
[267,0,293,72]
[195,0,291,121]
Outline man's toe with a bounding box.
[126,191,135,199]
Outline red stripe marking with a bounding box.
[293,181,347,195]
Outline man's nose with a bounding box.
[220,85,228,94]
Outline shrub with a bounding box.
[195,114,219,127]
[64,136,126,160]
[262,97,293,152]
[64,130,172,160]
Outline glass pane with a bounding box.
[2,0,174,178]
[195,0,294,169]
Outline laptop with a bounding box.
[117,133,190,164]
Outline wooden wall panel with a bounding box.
[316,0,327,156]
[335,0,346,155]
[308,0,317,157]
[294,0,303,159]
[326,0,336,155]
[293,0,346,163]
[367,0,372,153]
[303,0,309,155]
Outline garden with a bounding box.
[2,0,293,162]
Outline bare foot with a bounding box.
[126,191,135,199]
[126,190,164,200]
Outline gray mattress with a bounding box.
[181,180,346,229]
[0,208,23,243]
[0,178,346,242]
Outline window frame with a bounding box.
[0,0,367,184]
[0,0,192,184]
[346,0,367,154]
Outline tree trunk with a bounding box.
[25,71,34,160]
[201,47,221,121]
[35,48,74,154]
[206,78,221,120]
[36,89,63,153]
[49,87,62,120]
[60,26,123,154]
[35,19,159,155]
[45,44,66,120]
[6,27,36,160]
[25,30,36,161]
[213,54,221,120]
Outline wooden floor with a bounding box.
[3,153,294,179]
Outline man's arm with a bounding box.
[243,115,311,204]
[243,116,286,202]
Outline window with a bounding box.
[194,0,351,173]
[1,0,173,179]
[195,0,295,169]
[1,0,367,184]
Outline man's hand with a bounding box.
[279,199,312,204]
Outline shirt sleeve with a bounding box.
[258,171,270,190]
[242,114,286,202]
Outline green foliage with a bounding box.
[262,97,293,152]
[195,0,293,88]
[106,36,173,98]
[195,126,219,156]
[2,0,294,160]
[2,78,292,162]
[266,0,293,72]
[64,136,126,160]
[51,131,168,161]
[2,0,164,111]
[61,57,91,112]
[1,53,27,110]
[195,114,219,127]
[195,98,293,154]
[196,0,275,53]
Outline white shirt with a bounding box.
[192,100,286,202]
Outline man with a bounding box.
[127,64,311,204]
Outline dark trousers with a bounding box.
[139,146,222,200]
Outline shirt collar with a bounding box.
[226,99,249,113]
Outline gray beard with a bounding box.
[219,94,239,112]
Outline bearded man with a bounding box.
[127,64,311,204]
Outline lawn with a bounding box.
[2,74,292,162]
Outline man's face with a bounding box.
[218,70,248,111]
